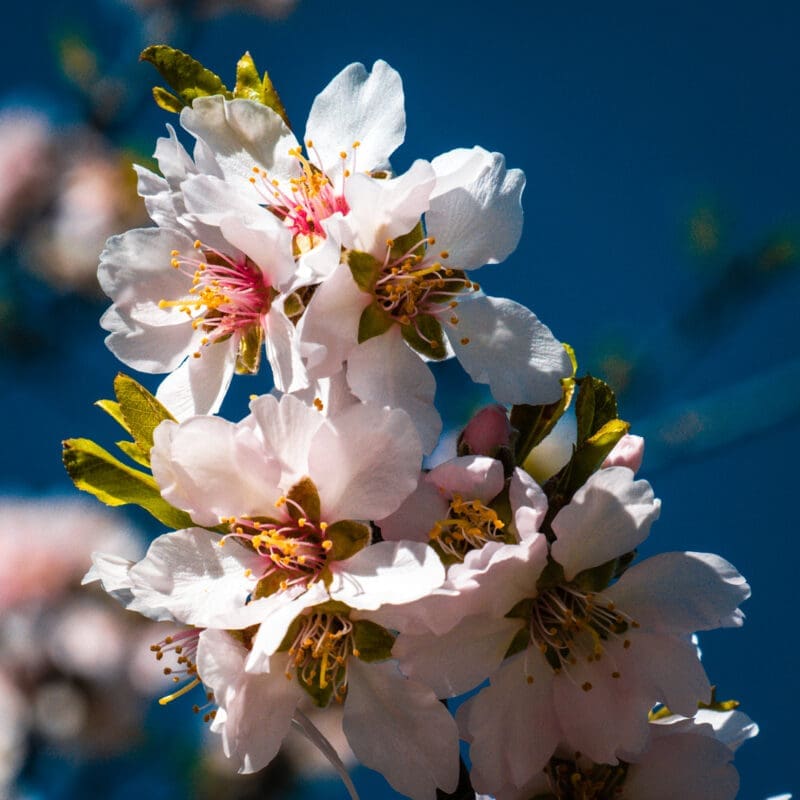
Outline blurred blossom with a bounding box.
[0,496,154,791]
[0,109,55,246]
[0,496,142,609]
[24,144,148,296]
[0,671,27,798]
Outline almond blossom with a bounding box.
[481,708,756,800]
[100,60,406,417]
[197,573,458,800]
[298,145,572,450]
[87,392,427,628]
[384,464,748,793]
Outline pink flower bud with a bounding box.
[459,404,512,456]
[602,433,645,473]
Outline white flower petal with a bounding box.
[377,475,449,542]
[263,306,310,394]
[181,96,297,186]
[248,393,323,487]
[155,335,237,419]
[343,659,459,800]
[428,456,504,504]
[509,467,549,539]
[127,529,258,627]
[329,541,444,610]
[151,416,282,526]
[393,614,522,697]
[298,262,368,377]
[551,467,660,580]
[305,60,405,179]
[344,160,435,254]
[459,653,559,793]
[427,147,524,270]
[309,401,423,521]
[624,726,739,800]
[623,631,712,717]
[605,551,751,634]
[691,709,759,753]
[448,295,572,405]
[346,327,442,454]
[198,630,300,774]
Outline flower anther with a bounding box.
[428,493,506,561]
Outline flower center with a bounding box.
[428,493,506,562]
[528,585,637,676]
[222,499,333,593]
[542,756,629,800]
[287,611,357,705]
[374,236,479,346]
[160,241,273,367]
[249,140,355,253]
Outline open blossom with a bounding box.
[87,393,427,628]
[298,145,572,450]
[101,60,405,417]
[197,572,458,800]
[386,464,748,792]
[483,709,756,800]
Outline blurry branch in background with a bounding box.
[590,204,800,472]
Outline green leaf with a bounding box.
[352,619,396,662]
[568,418,630,490]
[152,86,184,114]
[574,375,619,444]
[541,417,630,534]
[140,45,232,110]
[401,314,446,360]
[512,374,576,466]
[233,51,264,102]
[233,51,290,127]
[116,440,151,468]
[325,520,370,562]
[347,250,383,292]
[94,398,130,433]
[389,220,426,261]
[114,373,175,464]
[63,438,193,530]
[357,302,394,343]
[286,477,321,525]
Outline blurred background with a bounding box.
[0,1,797,797]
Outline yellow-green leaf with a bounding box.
[152,86,184,114]
[63,438,193,530]
[232,52,290,127]
[114,373,175,464]
[140,45,232,110]
[116,440,151,468]
[94,398,129,433]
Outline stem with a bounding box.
[291,708,360,800]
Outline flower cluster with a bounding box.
[69,52,757,800]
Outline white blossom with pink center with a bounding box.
[298,146,572,451]
[86,393,428,630]
[195,569,458,800]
